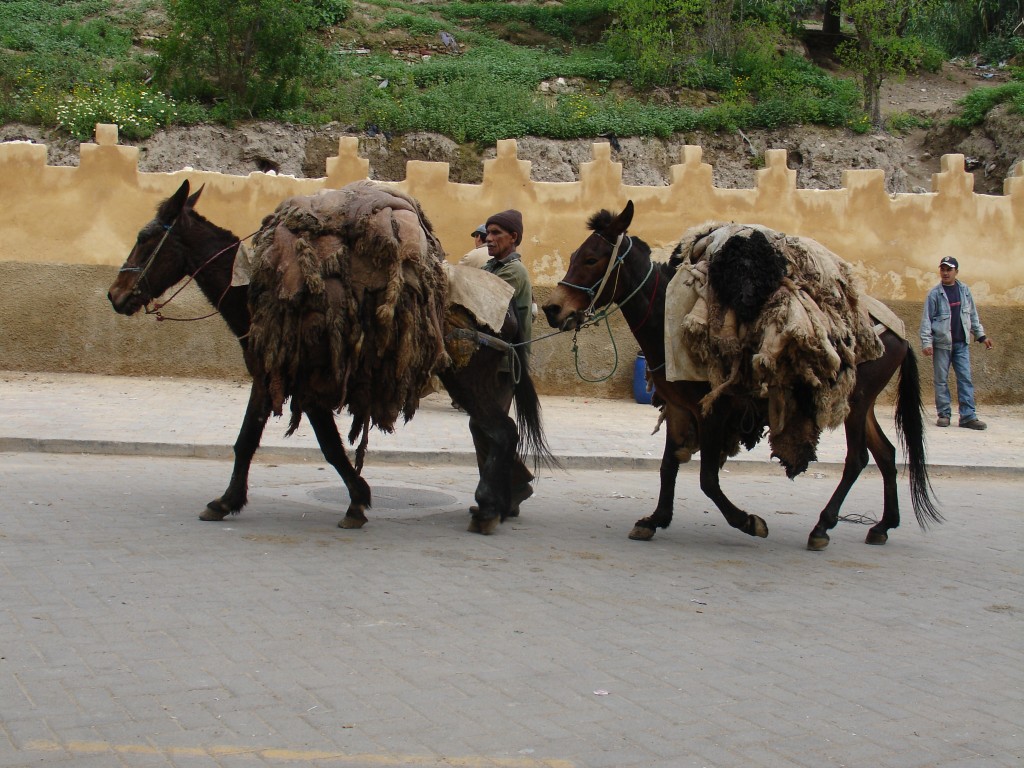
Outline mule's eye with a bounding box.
[584,258,599,266]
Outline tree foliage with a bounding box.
[155,0,332,118]
[836,0,941,127]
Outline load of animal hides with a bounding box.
[247,180,449,458]
[664,222,886,477]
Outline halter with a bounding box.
[558,233,632,317]
[555,231,659,383]
[558,232,654,322]
[119,220,175,298]
[120,213,258,323]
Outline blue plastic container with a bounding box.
[633,353,653,404]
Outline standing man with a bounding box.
[920,256,994,430]
[483,209,533,361]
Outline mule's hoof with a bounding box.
[807,532,830,551]
[746,516,769,538]
[508,484,533,518]
[200,502,231,521]
[468,516,499,535]
[865,529,889,546]
[628,525,656,541]
[339,505,368,529]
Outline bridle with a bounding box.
[554,229,662,383]
[118,214,256,322]
[558,232,654,320]
[118,220,176,300]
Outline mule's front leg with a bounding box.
[630,403,698,541]
[699,415,767,539]
[202,382,270,521]
[629,428,682,541]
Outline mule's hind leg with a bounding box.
[465,412,517,534]
[304,406,372,529]
[863,410,900,545]
[202,381,270,521]
[444,364,523,534]
[810,340,903,550]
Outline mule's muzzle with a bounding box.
[107,287,142,316]
[542,303,580,331]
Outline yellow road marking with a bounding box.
[24,740,575,767]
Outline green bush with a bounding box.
[951,77,1024,127]
[886,111,933,134]
[156,0,320,116]
[310,0,351,29]
[980,34,1024,65]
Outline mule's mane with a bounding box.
[586,209,615,233]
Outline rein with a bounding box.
[139,230,259,323]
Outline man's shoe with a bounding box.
[936,416,950,427]
[960,418,987,430]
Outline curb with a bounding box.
[2,437,1019,477]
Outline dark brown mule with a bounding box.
[543,201,941,550]
[108,180,551,534]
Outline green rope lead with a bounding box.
[505,272,650,384]
[572,313,620,383]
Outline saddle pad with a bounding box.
[443,262,514,334]
[860,294,906,340]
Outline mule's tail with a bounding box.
[511,344,560,472]
[894,346,943,528]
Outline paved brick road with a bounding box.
[1,453,1021,768]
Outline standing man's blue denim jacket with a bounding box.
[919,279,985,350]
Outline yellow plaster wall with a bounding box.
[1,124,1022,400]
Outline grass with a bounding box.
[0,0,1009,144]
[950,73,1024,127]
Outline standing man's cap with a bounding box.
[486,209,524,246]
[939,256,959,269]
[470,224,487,238]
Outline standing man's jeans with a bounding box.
[932,342,976,423]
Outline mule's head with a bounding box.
[107,179,203,315]
[542,200,634,331]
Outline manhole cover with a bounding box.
[309,484,460,513]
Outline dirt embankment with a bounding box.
[2,63,1021,194]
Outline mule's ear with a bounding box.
[609,200,634,236]
[160,180,191,223]
[185,184,204,213]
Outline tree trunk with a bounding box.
[823,0,841,35]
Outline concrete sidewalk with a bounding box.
[1,370,1022,474]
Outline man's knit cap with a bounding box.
[486,209,524,246]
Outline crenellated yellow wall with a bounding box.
[1,124,1022,400]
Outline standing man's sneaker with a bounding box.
[936,416,950,427]
[960,418,987,430]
